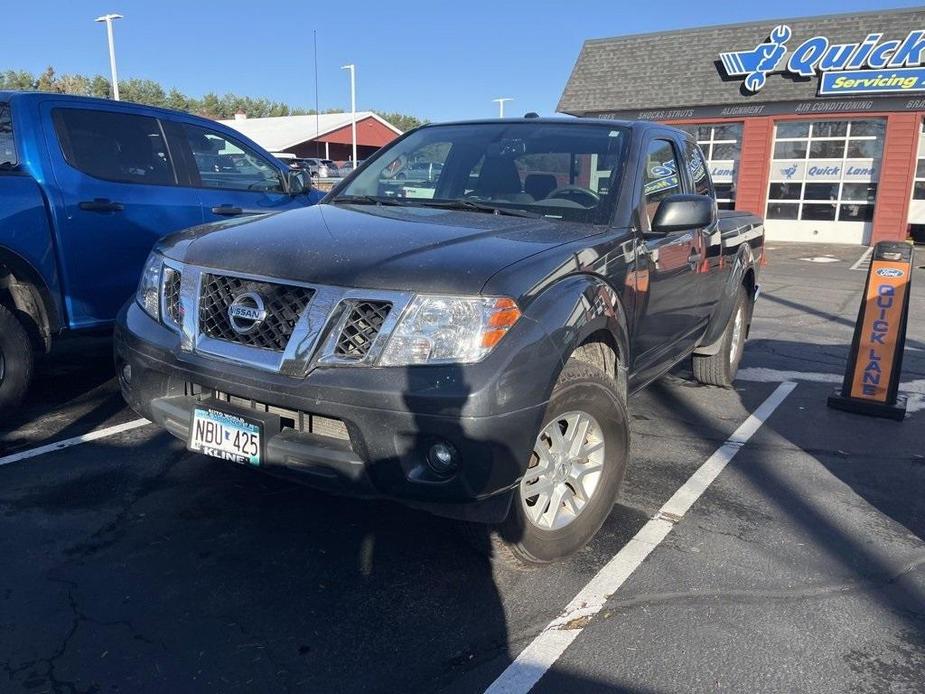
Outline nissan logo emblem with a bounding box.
[228,292,267,334]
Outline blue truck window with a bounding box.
[183,123,285,193]
[52,108,176,186]
[0,103,16,168]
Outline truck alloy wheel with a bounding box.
[520,410,606,531]
[484,359,629,566]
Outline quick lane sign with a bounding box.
[720,25,925,96]
[828,241,914,420]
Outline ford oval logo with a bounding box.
[228,292,267,334]
[876,268,905,279]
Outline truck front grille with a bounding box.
[199,274,313,351]
[334,301,392,359]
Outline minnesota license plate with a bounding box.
[189,406,262,466]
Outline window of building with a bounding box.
[53,108,175,186]
[911,121,925,202]
[675,123,741,210]
[907,119,925,231]
[767,119,883,224]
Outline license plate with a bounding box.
[189,406,262,466]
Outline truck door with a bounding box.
[631,136,713,372]
[42,102,202,328]
[167,122,313,225]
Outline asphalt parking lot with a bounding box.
[1,242,923,693]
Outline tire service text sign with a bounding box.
[828,241,914,420]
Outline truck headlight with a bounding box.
[136,251,163,320]
[379,295,521,365]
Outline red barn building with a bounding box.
[220,111,402,164]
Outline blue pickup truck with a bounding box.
[0,91,322,412]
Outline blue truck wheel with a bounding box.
[0,304,33,413]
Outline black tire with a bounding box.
[467,358,630,567]
[0,304,33,413]
[692,286,750,388]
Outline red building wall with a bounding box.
[871,112,919,244]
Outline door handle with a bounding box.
[211,205,245,216]
[79,198,124,212]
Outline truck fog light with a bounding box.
[121,363,132,384]
[427,442,458,476]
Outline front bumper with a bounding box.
[115,302,559,522]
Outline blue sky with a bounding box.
[3,0,920,121]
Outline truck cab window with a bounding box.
[52,108,174,185]
[642,139,681,226]
[685,141,714,198]
[0,103,16,168]
[183,124,284,193]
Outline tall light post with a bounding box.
[492,98,513,118]
[95,13,123,100]
[341,64,357,169]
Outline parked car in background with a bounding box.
[0,91,323,411]
[338,160,364,174]
[297,158,339,178]
[396,161,443,181]
[272,152,300,169]
[115,117,764,565]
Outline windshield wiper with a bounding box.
[414,199,542,218]
[330,194,410,207]
[0,161,17,171]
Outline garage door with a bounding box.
[765,119,884,244]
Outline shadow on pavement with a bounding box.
[650,376,925,642]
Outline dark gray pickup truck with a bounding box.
[115,117,764,565]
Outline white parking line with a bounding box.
[0,418,151,468]
[484,381,797,694]
[850,247,873,271]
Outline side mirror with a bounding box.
[650,194,715,235]
[286,170,309,196]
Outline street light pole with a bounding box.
[492,98,513,118]
[341,64,357,169]
[95,13,123,100]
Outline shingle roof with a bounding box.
[218,112,402,152]
[557,7,925,116]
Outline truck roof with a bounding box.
[0,90,211,122]
[417,116,689,138]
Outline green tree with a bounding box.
[0,66,426,130]
[120,79,167,107]
[89,75,111,98]
[35,66,57,92]
[0,70,37,90]
[165,87,192,112]
[375,110,427,132]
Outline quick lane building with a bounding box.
[558,7,925,245]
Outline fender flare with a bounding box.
[0,246,60,351]
[522,273,631,400]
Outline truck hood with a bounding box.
[159,203,599,294]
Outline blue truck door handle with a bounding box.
[211,205,245,216]
[79,198,124,212]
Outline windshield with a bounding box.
[333,122,629,224]
[0,103,16,169]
